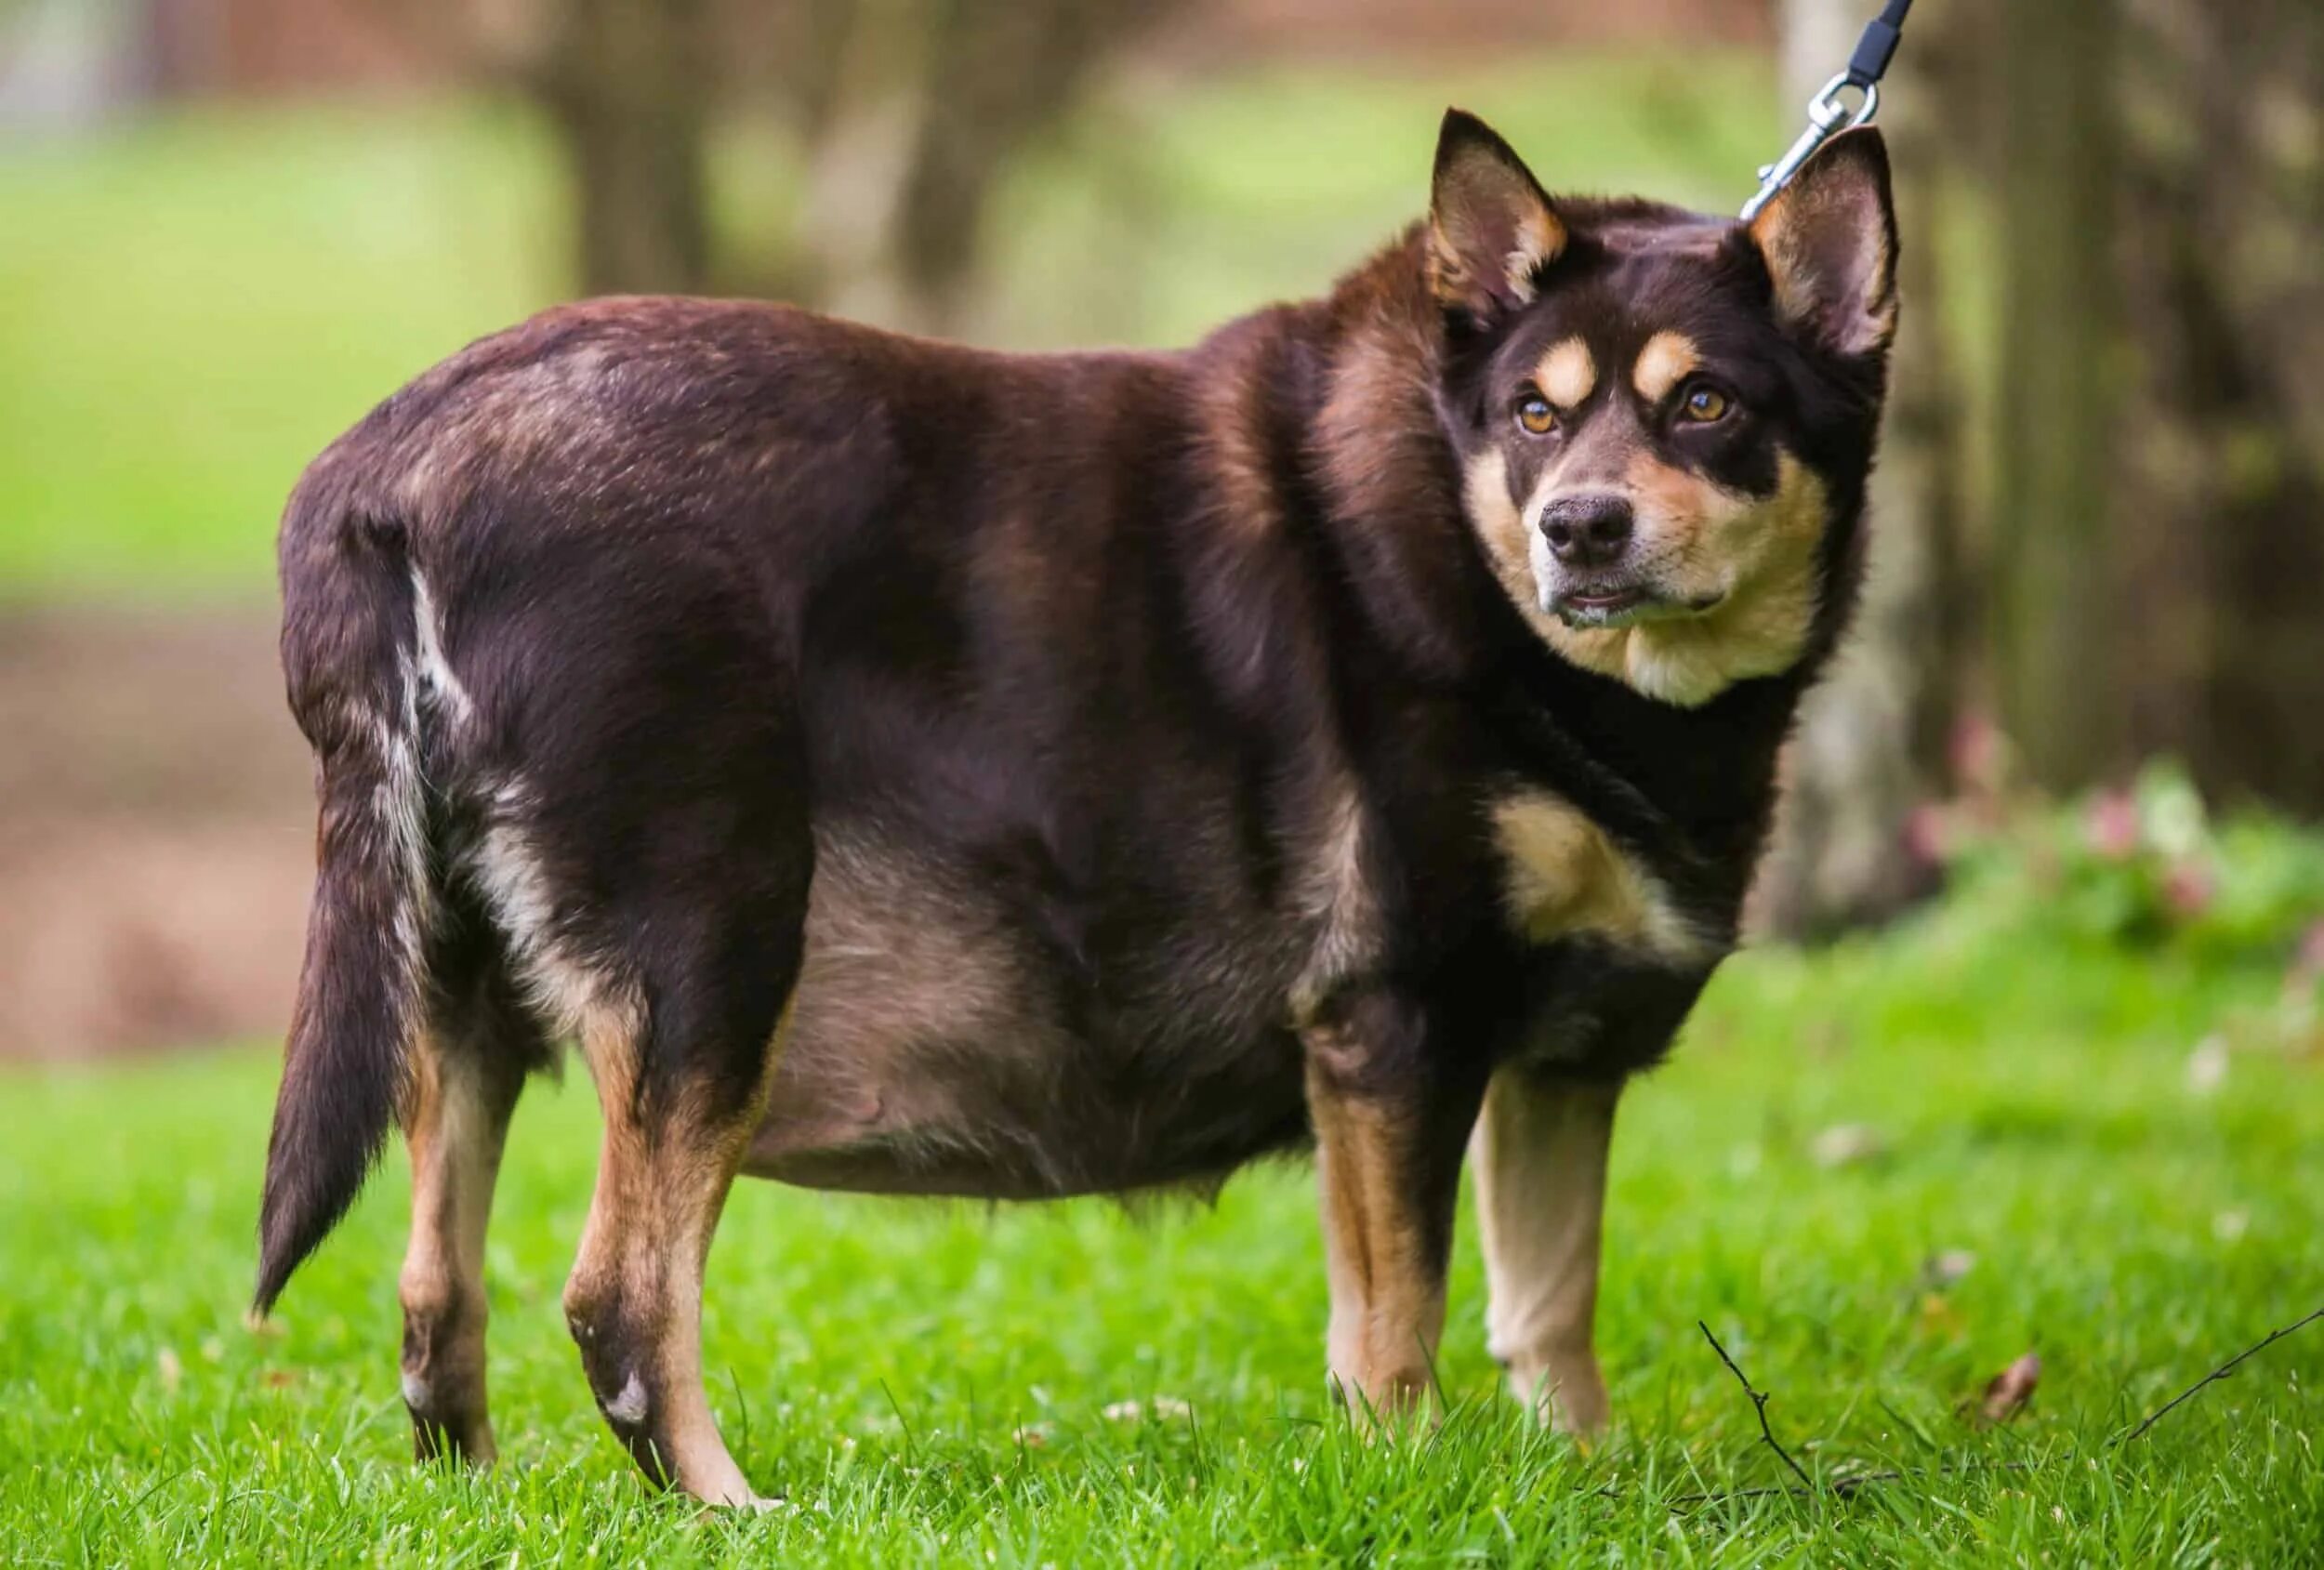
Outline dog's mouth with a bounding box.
[1541,580,1725,631]
[1546,583,1656,629]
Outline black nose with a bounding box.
[1540,494,1634,567]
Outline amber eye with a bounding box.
[1680,383,1732,423]
[1515,394,1557,435]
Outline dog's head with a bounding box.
[1427,109,1896,706]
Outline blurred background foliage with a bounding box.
[0,0,2319,1059]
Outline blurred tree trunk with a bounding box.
[540,0,714,296]
[887,0,1178,331]
[1990,0,2123,791]
[355,0,1173,326]
[782,0,1182,334]
[1755,0,1966,937]
[2116,0,2324,812]
[350,0,716,296]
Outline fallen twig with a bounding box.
[2116,1302,2324,1445]
[1697,1320,1814,1490]
[1667,1458,2038,1508]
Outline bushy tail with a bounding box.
[256,480,432,1315]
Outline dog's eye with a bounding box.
[1515,394,1557,435]
[1679,384,1732,424]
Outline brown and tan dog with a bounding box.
[256,110,1896,1505]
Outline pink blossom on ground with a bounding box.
[2162,858,2216,918]
[1905,802,1953,865]
[2297,921,2324,980]
[2084,789,2140,861]
[1952,713,2007,795]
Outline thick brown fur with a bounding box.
[257,112,1896,1501]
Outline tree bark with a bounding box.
[2115,0,2324,812]
[1991,0,2123,792]
[884,0,1169,332]
[540,0,715,297]
[772,0,1180,333]
[1754,0,1966,937]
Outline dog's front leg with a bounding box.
[1302,991,1486,1421]
[1470,1066,1618,1434]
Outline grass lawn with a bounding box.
[4,905,2320,1565]
[0,53,1772,601]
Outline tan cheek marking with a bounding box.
[1536,337,1596,411]
[1572,450,1828,707]
[1622,452,1750,542]
[1490,793,1706,961]
[1767,449,1830,546]
[1631,331,1703,404]
[1462,448,1530,577]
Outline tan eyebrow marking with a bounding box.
[1536,337,1596,410]
[1632,331,1703,403]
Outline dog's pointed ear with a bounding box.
[1428,109,1565,326]
[1747,126,1898,358]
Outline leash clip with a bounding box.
[1740,72,1879,222]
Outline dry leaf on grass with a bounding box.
[1920,1249,1977,1290]
[1810,1123,1887,1168]
[2186,1035,2230,1095]
[1978,1352,2040,1424]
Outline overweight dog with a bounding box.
[257,110,1896,1505]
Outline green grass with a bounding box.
[0,53,1774,600]
[5,908,2321,1565]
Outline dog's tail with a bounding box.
[255,458,439,1315]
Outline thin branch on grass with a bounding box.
[2116,1302,2324,1445]
[727,1366,752,1466]
[1420,1328,1453,1414]
[878,1378,920,1458]
[1666,1458,2038,1508]
[1698,1320,1815,1490]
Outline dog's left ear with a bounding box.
[1428,108,1565,326]
[1747,126,1898,358]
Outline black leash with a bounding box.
[1741,0,1914,219]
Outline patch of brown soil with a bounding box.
[0,607,312,1061]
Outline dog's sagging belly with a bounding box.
[743,828,1313,1199]
[742,794,1723,1200]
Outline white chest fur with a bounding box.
[1488,790,1714,967]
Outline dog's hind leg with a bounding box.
[1470,1067,1619,1434]
[398,947,539,1465]
[468,555,812,1504]
[561,972,794,1507]
[542,784,808,1505]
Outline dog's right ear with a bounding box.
[1428,109,1565,326]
